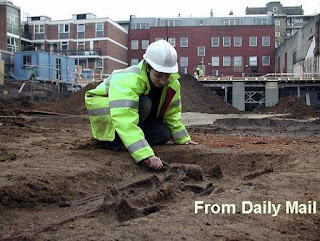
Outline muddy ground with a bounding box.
[1,112,320,241]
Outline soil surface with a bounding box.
[1,80,320,240]
[258,96,320,119]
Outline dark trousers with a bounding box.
[112,95,171,146]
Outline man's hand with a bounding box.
[143,156,163,170]
[184,140,199,145]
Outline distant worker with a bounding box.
[194,67,203,79]
[85,40,198,171]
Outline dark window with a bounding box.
[77,14,86,20]
[31,17,40,21]
[23,55,32,66]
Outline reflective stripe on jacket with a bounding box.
[85,60,191,162]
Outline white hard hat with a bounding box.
[143,39,178,73]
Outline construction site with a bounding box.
[1,0,320,240]
[1,73,320,240]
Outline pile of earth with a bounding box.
[31,83,96,115]
[27,75,239,115]
[0,97,24,116]
[263,96,320,119]
[0,97,32,127]
[180,74,240,114]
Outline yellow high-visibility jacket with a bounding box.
[85,60,191,162]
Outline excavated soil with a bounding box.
[1,81,320,240]
[259,96,320,119]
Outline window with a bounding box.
[212,70,219,76]
[234,56,242,66]
[35,24,45,34]
[168,38,175,47]
[131,40,138,50]
[199,19,204,26]
[223,37,231,47]
[141,40,149,49]
[77,42,85,50]
[96,22,103,37]
[262,56,270,66]
[273,6,278,11]
[180,57,188,67]
[249,36,257,46]
[211,37,219,47]
[180,67,188,74]
[6,36,19,53]
[223,19,241,25]
[134,23,148,29]
[255,18,269,25]
[275,21,281,26]
[262,36,270,46]
[155,38,163,41]
[211,57,219,66]
[286,29,291,37]
[96,59,103,69]
[294,18,304,23]
[56,58,61,80]
[59,24,69,33]
[180,37,188,47]
[249,56,258,66]
[7,6,19,35]
[23,55,32,66]
[131,59,139,65]
[61,42,68,51]
[197,46,205,56]
[77,24,85,39]
[223,57,231,66]
[163,20,180,27]
[275,32,280,37]
[234,37,242,47]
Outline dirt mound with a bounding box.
[33,75,239,115]
[265,96,320,119]
[33,84,96,115]
[180,74,239,114]
[0,97,24,116]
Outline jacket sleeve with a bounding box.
[108,74,154,163]
[163,83,191,144]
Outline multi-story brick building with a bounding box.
[128,15,275,77]
[22,13,128,76]
[0,0,20,73]
[246,1,316,47]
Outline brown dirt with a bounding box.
[261,96,320,119]
[1,111,320,240]
[1,80,320,240]
[179,74,240,114]
[30,83,96,115]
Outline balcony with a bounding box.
[54,49,102,56]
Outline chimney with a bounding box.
[210,9,213,17]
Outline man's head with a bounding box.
[143,40,178,87]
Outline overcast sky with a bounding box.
[12,0,320,21]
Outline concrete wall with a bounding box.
[275,15,320,76]
[232,82,245,111]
